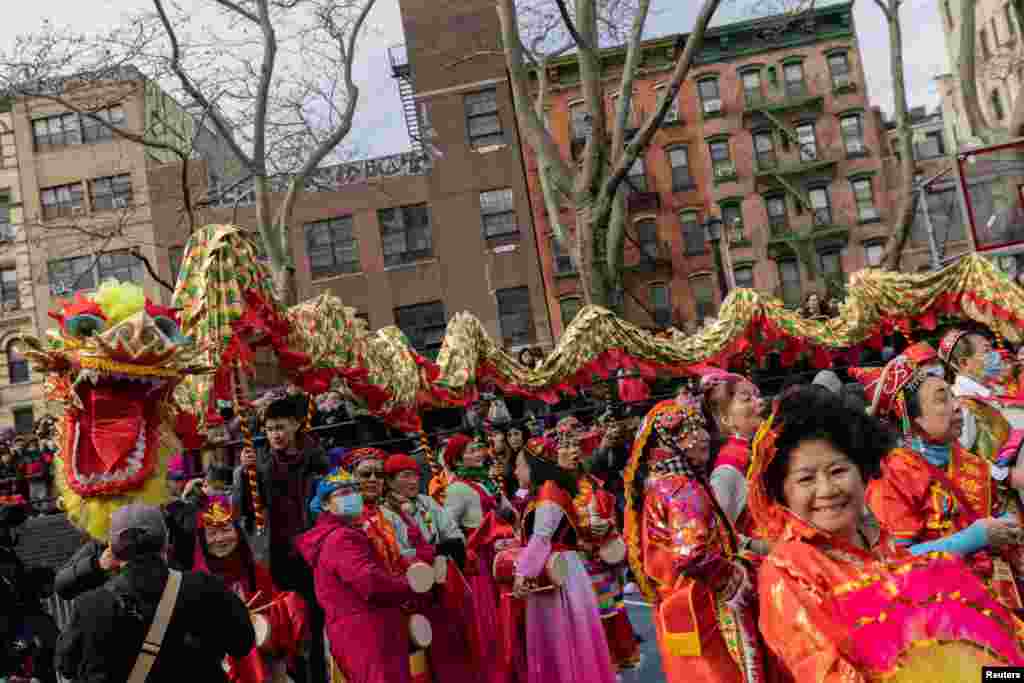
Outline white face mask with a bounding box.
[331,492,364,518]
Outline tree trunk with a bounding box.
[959,0,994,142]
[877,0,921,270]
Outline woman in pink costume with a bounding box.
[512,435,616,683]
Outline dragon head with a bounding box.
[17,280,199,540]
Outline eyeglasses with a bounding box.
[356,469,383,480]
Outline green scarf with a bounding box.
[455,466,498,496]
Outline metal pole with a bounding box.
[920,182,942,270]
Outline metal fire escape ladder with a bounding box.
[757,108,811,211]
[389,45,424,154]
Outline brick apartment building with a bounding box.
[199,0,553,360]
[529,2,905,333]
[0,75,213,431]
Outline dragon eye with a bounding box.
[153,316,181,341]
[66,314,107,338]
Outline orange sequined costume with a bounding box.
[625,398,766,683]
[748,412,1024,682]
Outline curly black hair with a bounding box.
[762,386,896,505]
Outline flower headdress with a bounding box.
[310,466,359,517]
[199,494,236,529]
[849,342,942,432]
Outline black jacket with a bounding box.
[54,541,108,602]
[55,555,254,683]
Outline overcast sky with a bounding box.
[1,0,946,160]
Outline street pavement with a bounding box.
[624,597,667,683]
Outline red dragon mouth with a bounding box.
[64,375,167,496]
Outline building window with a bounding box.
[709,140,735,179]
[1007,3,1017,35]
[668,147,693,191]
[828,53,852,89]
[681,210,705,255]
[560,297,582,327]
[12,406,34,434]
[569,101,591,140]
[734,265,754,289]
[917,130,946,159]
[654,84,681,123]
[742,70,763,106]
[691,275,716,320]
[649,283,671,327]
[304,216,360,279]
[626,155,648,193]
[0,268,17,310]
[840,114,866,156]
[7,344,28,385]
[0,193,12,242]
[864,241,885,266]
[912,187,966,245]
[991,88,1006,120]
[698,78,723,115]
[98,250,144,284]
[820,249,844,285]
[795,122,817,161]
[91,174,133,211]
[81,106,126,143]
[778,260,802,308]
[722,204,744,240]
[480,188,517,238]
[48,255,95,295]
[852,178,880,222]
[551,236,575,275]
[464,89,503,149]
[636,219,658,260]
[981,28,992,58]
[766,195,788,233]
[379,204,432,267]
[753,130,776,169]
[169,245,185,282]
[394,301,446,358]
[32,113,81,150]
[496,287,534,347]
[40,182,84,220]
[809,187,832,225]
[783,62,806,97]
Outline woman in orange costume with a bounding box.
[751,386,1024,682]
[853,343,1024,610]
[624,393,765,683]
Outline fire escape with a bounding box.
[388,44,423,154]
[742,68,844,286]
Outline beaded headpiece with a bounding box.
[340,447,387,472]
[938,329,971,367]
[850,342,943,431]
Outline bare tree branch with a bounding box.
[554,0,589,49]
[130,246,175,292]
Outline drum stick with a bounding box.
[250,597,286,615]
[245,591,264,609]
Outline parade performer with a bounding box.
[855,343,1024,609]
[442,432,502,670]
[383,452,481,682]
[554,416,641,679]
[194,495,308,683]
[623,395,764,683]
[700,372,769,550]
[938,329,1012,462]
[512,435,616,683]
[297,466,432,683]
[751,386,1024,682]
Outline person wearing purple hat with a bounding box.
[56,504,255,683]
